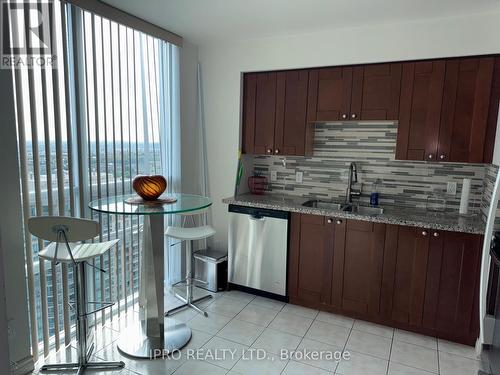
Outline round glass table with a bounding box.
[89,193,212,359]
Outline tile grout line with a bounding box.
[335,323,354,375]
[386,331,394,375]
[436,339,441,375]
[224,298,307,375]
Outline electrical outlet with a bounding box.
[270,170,277,182]
[296,171,303,183]
[447,181,457,195]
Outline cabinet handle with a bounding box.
[274,149,280,154]
[439,154,446,160]
[351,113,357,119]
[427,154,434,160]
[433,232,440,237]
[327,218,333,224]
[336,219,343,225]
[266,148,273,154]
[341,114,347,119]
[422,231,428,236]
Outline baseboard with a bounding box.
[227,283,288,302]
[10,354,34,375]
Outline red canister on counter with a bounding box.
[248,175,268,195]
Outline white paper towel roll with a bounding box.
[459,178,471,215]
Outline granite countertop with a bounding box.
[222,193,486,234]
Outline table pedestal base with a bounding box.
[116,318,191,359]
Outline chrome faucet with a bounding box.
[345,162,361,204]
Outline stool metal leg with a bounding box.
[166,239,212,317]
[41,262,124,373]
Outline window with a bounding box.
[9,0,180,358]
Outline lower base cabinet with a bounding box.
[288,213,483,345]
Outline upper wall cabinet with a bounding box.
[242,70,312,156]
[351,64,402,120]
[396,60,446,161]
[307,63,402,122]
[396,57,498,163]
[241,55,499,161]
[242,72,277,155]
[307,67,352,122]
[275,70,310,155]
[438,57,495,163]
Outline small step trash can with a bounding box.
[194,249,228,292]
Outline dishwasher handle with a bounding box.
[249,215,266,221]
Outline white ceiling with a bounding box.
[103,0,500,44]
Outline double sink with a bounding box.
[302,199,384,215]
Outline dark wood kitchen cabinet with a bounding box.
[381,225,431,326]
[350,64,402,120]
[381,225,482,344]
[242,72,277,155]
[307,67,353,122]
[275,70,311,155]
[331,220,386,316]
[307,63,402,122]
[242,55,500,162]
[288,213,335,306]
[288,215,483,345]
[395,60,446,161]
[438,57,495,163]
[396,56,498,163]
[242,70,311,156]
[289,214,387,317]
[423,230,482,342]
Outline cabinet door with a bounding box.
[396,61,446,161]
[307,67,353,122]
[254,72,277,155]
[288,213,335,305]
[242,74,257,154]
[438,57,494,163]
[350,63,402,121]
[382,225,430,326]
[331,220,386,316]
[423,231,482,340]
[483,58,500,163]
[275,70,309,156]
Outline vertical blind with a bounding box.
[9,0,180,359]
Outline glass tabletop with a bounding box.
[89,193,212,215]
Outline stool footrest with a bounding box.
[165,294,213,317]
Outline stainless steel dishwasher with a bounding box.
[228,204,289,297]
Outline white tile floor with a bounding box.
[33,289,491,375]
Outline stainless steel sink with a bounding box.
[344,205,384,215]
[302,200,343,210]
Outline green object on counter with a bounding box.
[235,151,244,195]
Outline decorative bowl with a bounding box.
[132,174,167,201]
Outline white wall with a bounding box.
[195,11,500,249]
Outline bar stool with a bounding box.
[28,216,125,373]
[165,218,215,317]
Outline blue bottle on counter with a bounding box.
[370,179,380,206]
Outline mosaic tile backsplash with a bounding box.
[253,122,490,214]
[482,164,500,229]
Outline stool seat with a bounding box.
[38,239,120,263]
[165,225,215,241]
